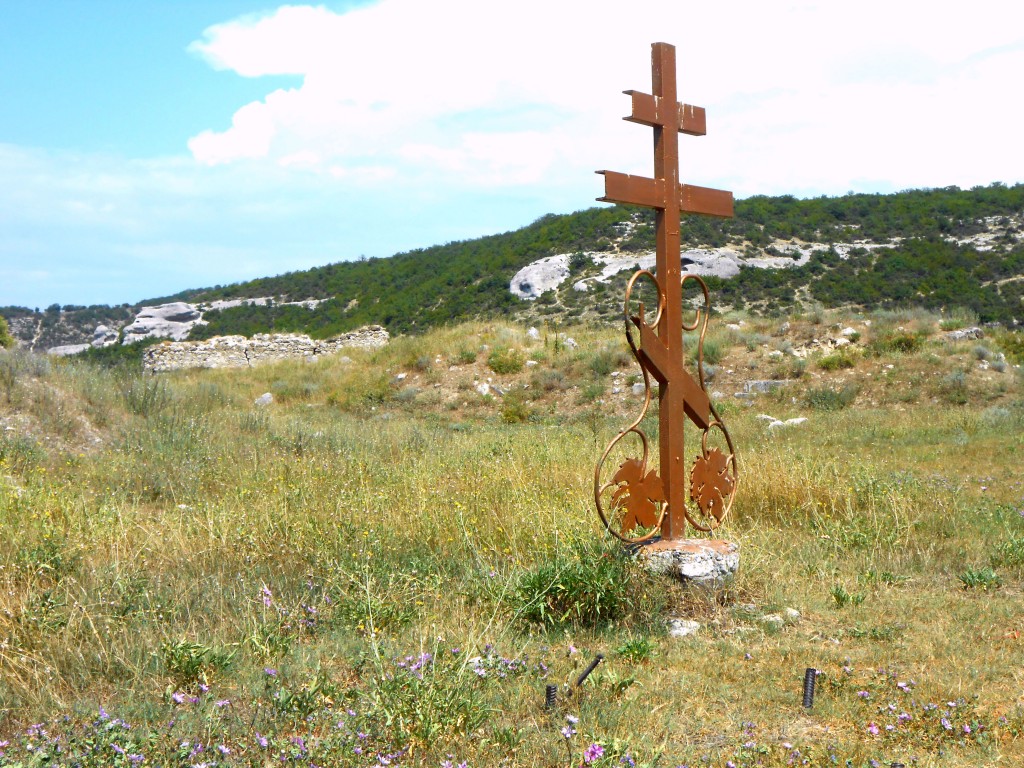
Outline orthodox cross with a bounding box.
[597,42,734,540]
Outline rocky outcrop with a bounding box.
[122,303,203,344]
[142,326,389,372]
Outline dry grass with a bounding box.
[0,313,1022,766]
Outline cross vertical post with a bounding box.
[596,42,734,541]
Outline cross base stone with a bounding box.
[639,538,739,590]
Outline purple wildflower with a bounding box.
[583,743,605,763]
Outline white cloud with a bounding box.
[185,0,1024,200]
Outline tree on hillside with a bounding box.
[0,315,15,349]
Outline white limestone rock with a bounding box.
[92,324,118,347]
[47,343,91,356]
[641,539,740,589]
[255,392,274,406]
[946,327,984,341]
[509,255,570,300]
[668,619,701,638]
[122,302,202,344]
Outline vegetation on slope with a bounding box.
[3,183,1023,349]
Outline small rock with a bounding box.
[946,327,984,341]
[761,614,785,628]
[668,619,701,638]
[526,360,539,367]
[255,393,274,406]
[395,372,407,381]
[767,350,784,359]
[784,607,801,621]
[564,337,579,350]
[833,337,851,347]
[476,382,491,396]
[339,356,353,364]
[631,383,645,396]
[527,327,540,340]
[840,327,857,337]
[785,417,807,426]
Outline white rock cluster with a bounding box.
[123,303,203,344]
[142,326,389,372]
[641,539,740,589]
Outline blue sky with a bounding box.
[2,0,1023,309]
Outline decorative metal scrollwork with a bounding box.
[595,271,738,542]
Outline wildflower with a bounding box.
[620,755,635,767]
[256,734,269,748]
[264,667,277,676]
[128,755,143,764]
[898,712,911,723]
[261,585,273,606]
[561,725,575,739]
[218,745,230,755]
[198,683,209,693]
[857,691,870,699]
[963,724,972,734]
[172,692,186,704]
[215,699,230,708]
[941,717,952,731]
[583,743,605,763]
[99,706,110,720]
[112,744,125,755]
[897,681,910,692]
[566,714,579,725]
[866,722,879,735]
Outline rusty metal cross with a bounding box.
[597,42,733,540]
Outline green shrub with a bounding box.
[818,350,856,370]
[938,370,969,405]
[456,348,478,364]
[0,315,15,349]
[531,368,568,392]
[869,330,924,356]
[996,331,1024,364]
[499,391,533,423]
[805,383,859,411]
[486,347,525,374]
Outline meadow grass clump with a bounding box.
[804,383,859,410]
[868,329,925,356]
[817,349,857,370]
[938,306,979,331]
[513,538,662,630]
[487,346,525,374]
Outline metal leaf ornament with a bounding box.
[689,448,735,522]
[610,458,666,533]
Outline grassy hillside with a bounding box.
[183,183,1024,337]
[4,184,1023,350]
[1,309,1023,766]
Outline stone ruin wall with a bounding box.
[142,325,389,373]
